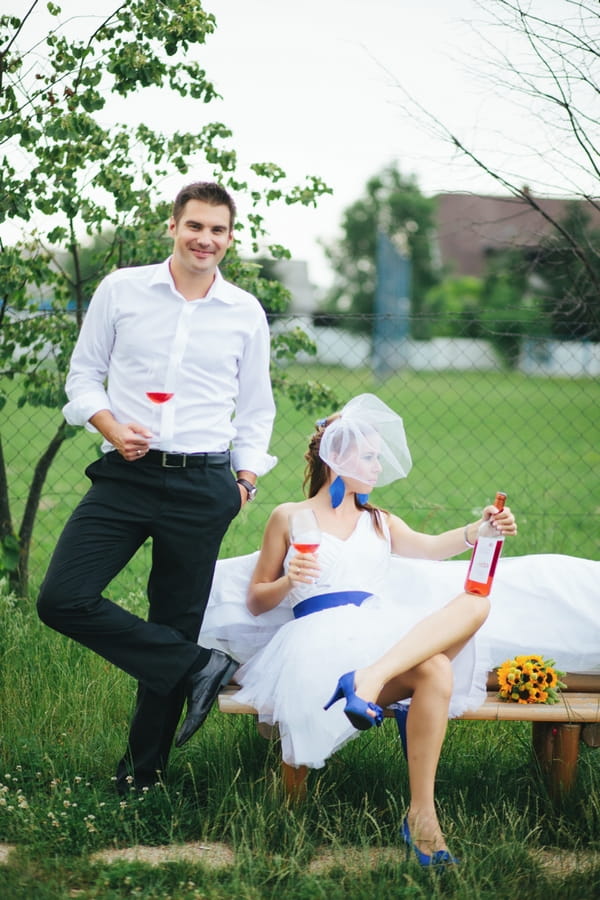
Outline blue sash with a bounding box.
[293,590,371,619]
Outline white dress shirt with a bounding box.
[63,259,277,476]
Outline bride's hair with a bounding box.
[303,415,387,538]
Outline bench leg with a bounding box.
[281,761,308,800]
[532,722,582,798]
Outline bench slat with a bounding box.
[218,684,600,724]
[460,692,600,723]
[219,686,263,715]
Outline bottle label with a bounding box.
[469,537,503,584]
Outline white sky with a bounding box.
[6,0,595,288]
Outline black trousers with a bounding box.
[38,451,241,789]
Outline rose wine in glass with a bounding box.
[464,491,507,597]
[146,391,174,404]
[289,509,321,554]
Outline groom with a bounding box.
[38,181,276,793]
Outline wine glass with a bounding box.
[289,509,321,554]
[146,390,174,405]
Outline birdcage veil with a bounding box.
[318,394,412,487]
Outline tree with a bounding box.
[320,164,438,335]
[534,203,600,342]
[479,249,544,368]
[241,256,292,320]
[420,262,544,367]
[0,0,333,596]
[386,0,600,336]
[421,276,484,339]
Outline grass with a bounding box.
[4,366,600,593]
[1,366,600,896]
[1,630,600,898]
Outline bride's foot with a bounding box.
[352,668,385,711]
[323,671,383,730]
[402,810,459,866]
[405,811,447,853]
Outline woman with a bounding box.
[232,394,517,866]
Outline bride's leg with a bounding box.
[354,591,490,704]
[392,655,454,854]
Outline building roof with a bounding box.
[433,192,600,277]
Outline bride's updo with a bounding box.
[303,414,340,498]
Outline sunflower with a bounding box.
[496,655,566,704]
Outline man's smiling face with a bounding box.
[169,199,233,280]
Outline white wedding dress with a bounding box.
[199,515,600,768]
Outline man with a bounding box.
[38,181,276,794]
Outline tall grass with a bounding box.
[1,368,599,897]
[1,592,599,897]
[2,587,600,895]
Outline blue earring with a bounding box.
[357,493,369,505]
[329,476,345,508]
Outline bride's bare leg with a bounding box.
[391,655,454,854]
[354,591,490,704]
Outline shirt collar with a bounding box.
[150,259,237,305]
[205,268,238,305]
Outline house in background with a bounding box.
[433,192,600,277]
[277,191,600,310]
[272,259,316,315]
[268,192,600,375]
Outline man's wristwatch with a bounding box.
[236,478,257,502]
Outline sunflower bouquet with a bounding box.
[496,654,566,704]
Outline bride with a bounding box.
[198,394,600,866]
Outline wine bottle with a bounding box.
[464,491,507,597]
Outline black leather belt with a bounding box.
[143,450,230,468]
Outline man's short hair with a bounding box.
[172,182,236,230]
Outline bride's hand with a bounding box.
[483,505,517,536]
[288,552,320,584]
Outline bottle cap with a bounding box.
[494,491,507,510]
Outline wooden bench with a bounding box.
[218,673,600,800]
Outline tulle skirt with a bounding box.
[233,593,489,769]
[199,551,600,768]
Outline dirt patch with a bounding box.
[530,848,600,877]
[309,846,401,874]
[91,841,234,868]
[0,843,15,864]
[311,846,600,875]
[91,843,404,873]
[6,840,599,875]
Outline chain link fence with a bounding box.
[2,312,599,593]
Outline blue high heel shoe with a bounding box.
[401,817,460,868]
[323,671,384,730]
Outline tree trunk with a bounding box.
[10,419,68,598]
[0,435,14,541]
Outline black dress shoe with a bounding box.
[175,649,238,748]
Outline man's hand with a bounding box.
[89,410,152,461]
[110,422,153,461]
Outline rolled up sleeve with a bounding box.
[230,314,277,476]
[62,279,115,431]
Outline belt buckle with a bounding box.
[161,452,186,468]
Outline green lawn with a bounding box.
[5,365,597,594]
[1,366,599,898]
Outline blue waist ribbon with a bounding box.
[293,590,371,619]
